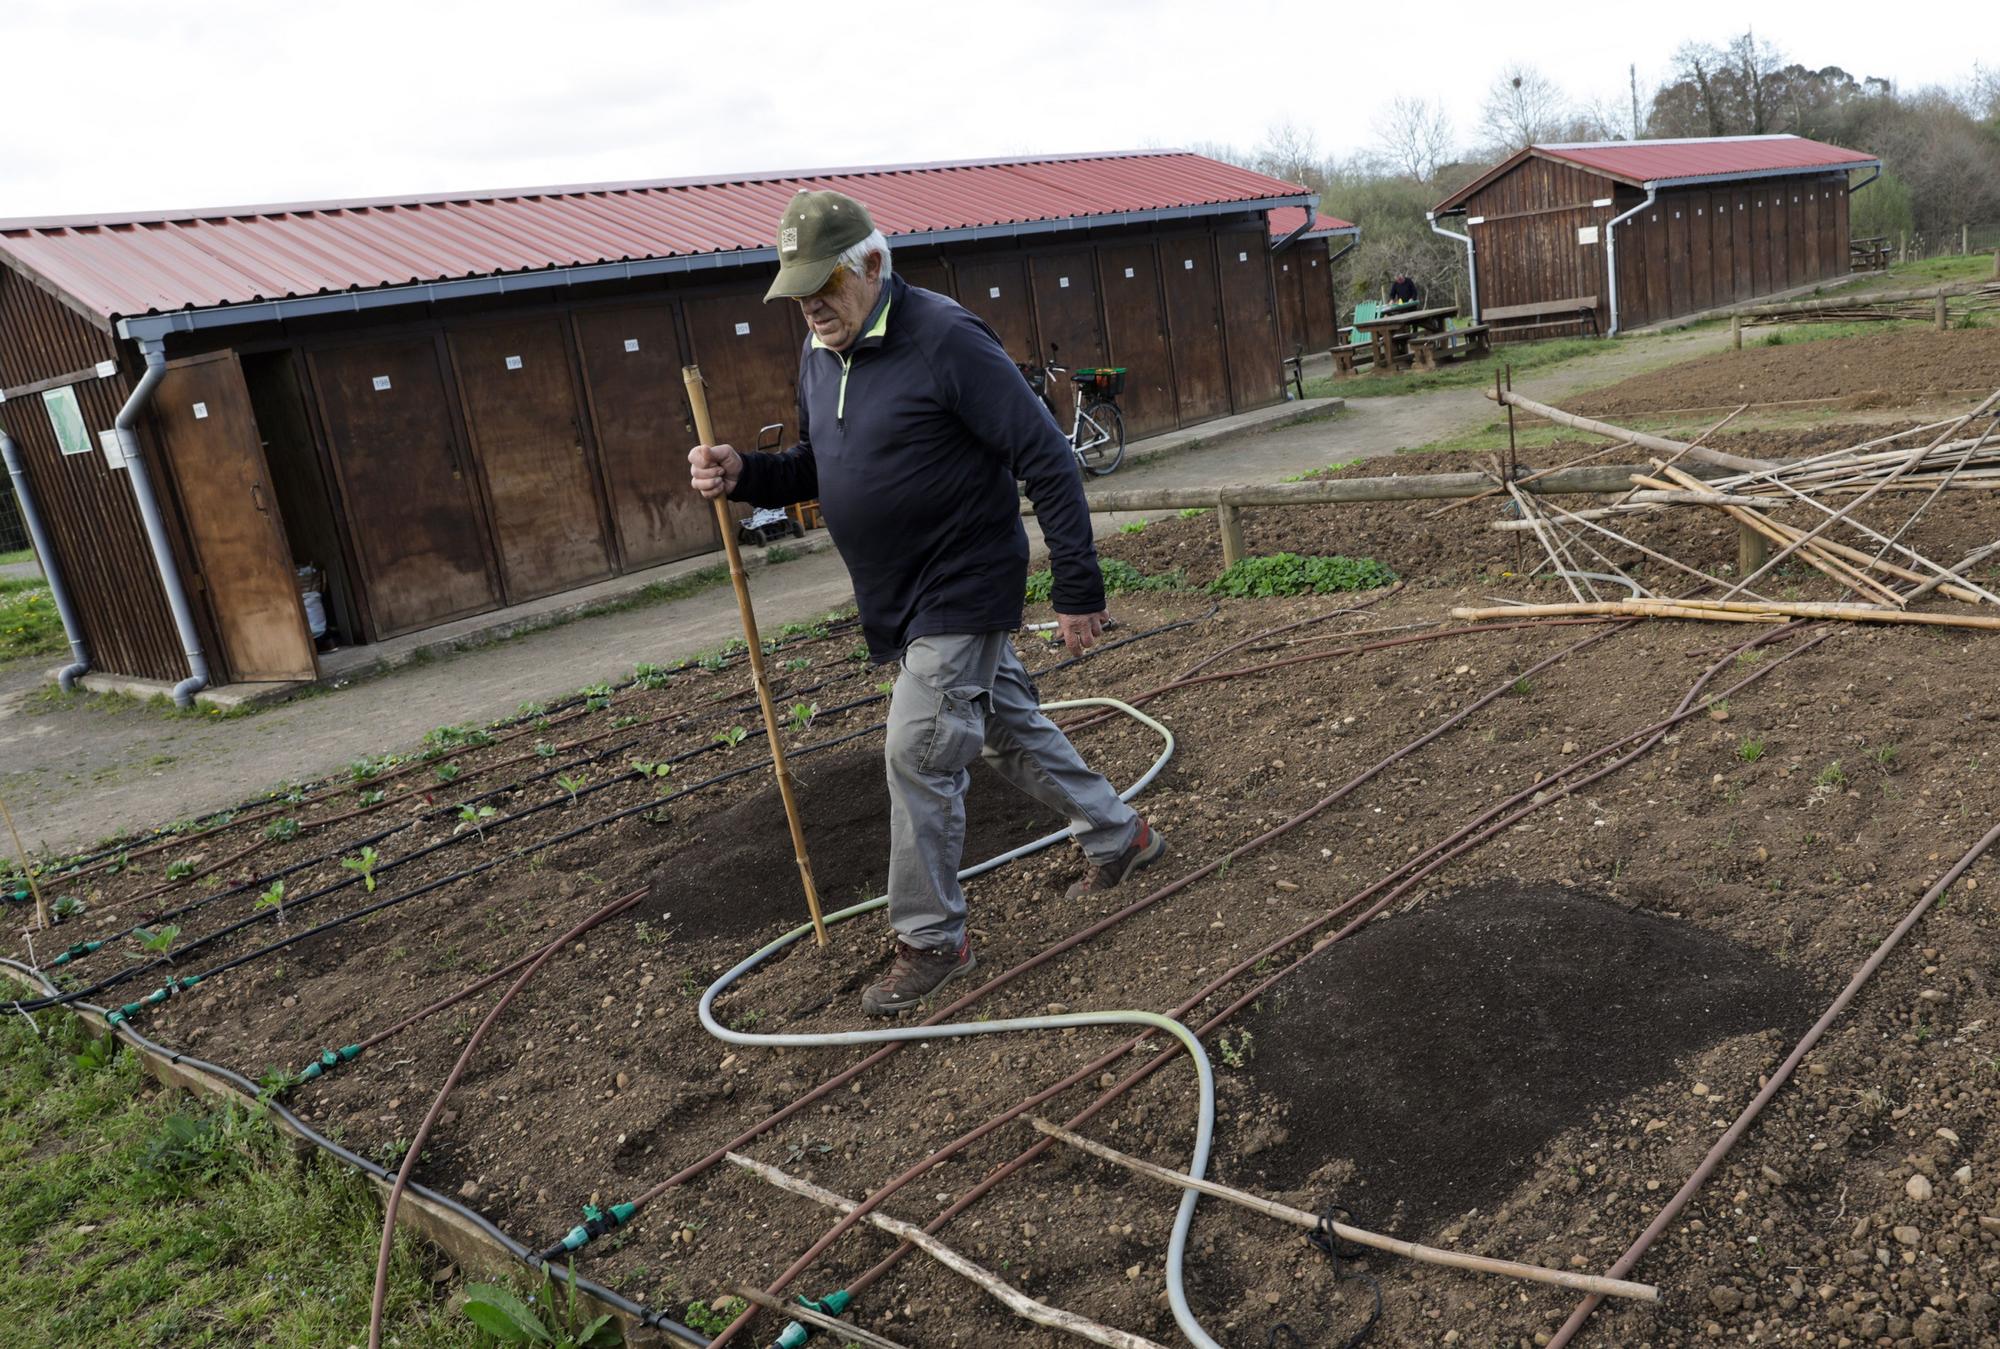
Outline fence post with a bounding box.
[1731,314,1742,350]
[1738,522,1768,579]
[1216,502,1246,568]
[1936,288,1949,332]
[1964,224,1970,257]
[1899,230,1907,265]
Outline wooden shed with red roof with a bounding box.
[0,152,1329,696]
[1428,134,1880,338]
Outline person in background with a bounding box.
[1388,273,1420,305]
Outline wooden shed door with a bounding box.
[1096,241,1177,438]
[1218,229,1282,414]
[308,339,501,639]
[448,320,614,600]
[150,352,316,683]
[951,257,1037,361]
[681,293,803,455]
[572,304,717,568]
[1301,243,1337,351]
[1159,238,1230,424]
[1274,254,1307,357]
[1029,250,1108,419]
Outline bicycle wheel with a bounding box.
[1077,400,1126,475]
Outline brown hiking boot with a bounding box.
[1065,820,1167,900]
[860,937,977,1017]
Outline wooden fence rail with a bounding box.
[1023,462,1735,566]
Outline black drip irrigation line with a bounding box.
[13,609,1215,1017]
[31,613,868,879]
[0,955,709,1348]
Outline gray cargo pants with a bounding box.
[885,631,1139,951]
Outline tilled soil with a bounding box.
[15,428,2000,1343]
[1243,880,1824,1234]
[1573,328,2000,418]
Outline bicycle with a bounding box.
[1018,343,1127,476]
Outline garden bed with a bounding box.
[11,367,2000,1344]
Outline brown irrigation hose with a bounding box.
[1547,816,2000,1348]
[621,618,1629,1237]
[699,620,1641,1345]
[724,623,1833,1340]
[365,886,646,1349]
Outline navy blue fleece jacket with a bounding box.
[729,274,1106,662]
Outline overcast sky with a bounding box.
[2,0,1993,219]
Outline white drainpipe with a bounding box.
[1604,187,1657,337]
[1,427,91,689]
[115,339,211,707]
[1426,211,1479,322]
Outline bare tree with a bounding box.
[1252,119,1324,189]
[1478,64,1570,155]
[1726,27,1786,134]
[1372,95,1455,182]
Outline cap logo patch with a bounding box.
[780,227,799,254]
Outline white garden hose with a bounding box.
[700,698,1228,1349]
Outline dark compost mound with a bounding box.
[642,745,1070,939]
[1243,881,1820,1234]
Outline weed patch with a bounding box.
[1207,553,1395,598]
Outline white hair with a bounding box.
[835,228,892,283]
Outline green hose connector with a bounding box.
[4,888,31,903]
[105,974,201,1026]
[295,1043,363,1084]
[49,939,105,968]
[541,1200,638,1261]
[771,1289,853,1348]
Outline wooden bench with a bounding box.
[1850,237,1892,272]
[1407,323,1492,371]
[1483,296,1600,339]
[1330,339,1373,376]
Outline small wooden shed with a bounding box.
[0,152,1326,696]
[1429,135,1881,336]
[1268,208,1357,358]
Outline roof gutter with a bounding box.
[1426,210,1479,323]
[1627,160,1881,193]
[1269,194,1322,253]
[115,339,210,707]
[1604,187,1657,337]
[115,194,1314,343]
[1847,166,1881,195]
[0,428,90,690]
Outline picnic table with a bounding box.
[1351,304,1459,374]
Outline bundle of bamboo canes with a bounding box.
[1469,383,2000,629]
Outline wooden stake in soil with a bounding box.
[1028,1119,1660,1302]
[684,366,830,949]
[727,1152,1169,1349]
[0,795,48,931]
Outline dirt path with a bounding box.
[0,328,1735,855]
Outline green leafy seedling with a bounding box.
[455,804,498,840]
[358,788,386,806]
[534,741,559,759]
[164,858,195,882]
[254,880,286,920]
[1119,519,1147,534]
[342,846,381,893]
[787,701,818,734]
[433,762,462,784]
[556,773,587,805]
[1737,737,1765,763]
[263,817,301,843]
[713,726,749,749]
[134,924,182,957]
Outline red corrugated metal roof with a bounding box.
[1268,207,1358,239]
[1434,134,1879,212]
[0,151,1314,325]
[1539,134,1876,184]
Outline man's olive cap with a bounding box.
[764,190,876,302]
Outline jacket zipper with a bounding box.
[836,350,853,429]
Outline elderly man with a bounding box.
[688,190,1165,1016]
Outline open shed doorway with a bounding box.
[239,349,362,651]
